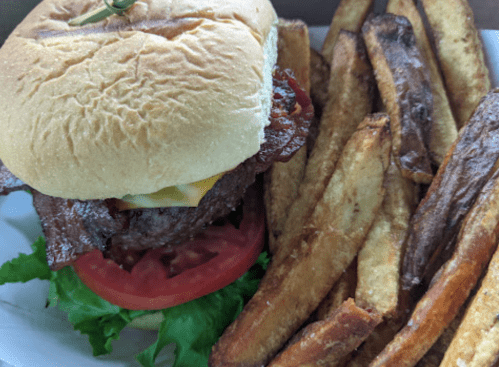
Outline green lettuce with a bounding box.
[0,237,269,366]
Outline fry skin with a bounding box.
[386,0,458,166]
[316,258,357,321]
[401,90,499,294]
[272,30,374,265]
[321,0,374,64]
[209,114,391,367]
[309,48,330,117]
[267,299,382,367]
[265,18,310,253]
[356,156,418,318]
[421,0,491,129]
[345,319,404,367]
[362,13,434,184]
[370,96,499,367]
[440,240,499,366]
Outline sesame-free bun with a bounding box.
[0,0,278,199]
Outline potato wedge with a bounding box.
[267,299,381,367]
[420,0,491,129]
[209,113,391,367]
[276,18,311,94]
[440,241,499,366]
[321,0,374,64]
[265,18,310,253]
[272,30,374,265]
[345,319,404,367]
[414,301,469,367]
[386,0,458,165]
[309,48,330,118]
[401,90,499,294]
[370,96,499,367]
[316,259,357,321]
[363,13,434,184]
[356,156,418,318]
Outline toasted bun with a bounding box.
[0,0,277,199]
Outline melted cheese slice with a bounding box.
[117,172,225,209]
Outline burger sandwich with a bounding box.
[0,0,313,365]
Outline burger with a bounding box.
[0,0,312,365]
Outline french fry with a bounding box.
[414,301,469,367]
[386,0,458,166]
[355,156,418,318]
[345,319,404,367]
[401,90,499,294]
[420,0,491,129]
[267,299,382,367]
[363,13,434,184]
[276,18,311,94]
[265,18,310,253]
[321,0,374,64]
[369,95,499,367]
[439,242,499,366]
[209,113,391,367]
[309,48,330,117]
[316,259,357,321]
[272,30,374,265]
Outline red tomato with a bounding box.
[73,190,265,310]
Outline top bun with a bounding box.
[0,0,278,199]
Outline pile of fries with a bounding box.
[209,0,499,366]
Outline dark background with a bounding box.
[0,0,498,46]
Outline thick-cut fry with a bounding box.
[267,299,382,367]
[421,0,491,129]
[401,90,499,294]
[276,18,311,94]
[356,156,418,318]
[363,13,434,184]
[309,48,330,117]
[265,18,310,253]
[414,301,469,367]
[369,111,499,366]
[440,243,499,366]
[316,259,357,321]
[345,319,404,367]
[386,0,457,165]
[209,114,391,367]
[321,0,374,63]
[272,30,374,265]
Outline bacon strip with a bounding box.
[0,160,29,195]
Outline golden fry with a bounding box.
[356,156,418,318]
[267,299,381,367]
[440,244,499,366]
[265,18,310,253]
[421,0,491,129]
[370,97,499,367]
[386,0,458,165]
[209,114,391,367]
[273,30,374,265]
[414,302,469,367]
[316,259,357,321]
[309,48,330,117]
[321,0,374,63]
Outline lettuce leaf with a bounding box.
[0,236,51,284]
[0,236,269,366]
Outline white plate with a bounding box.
[1,27,498,367]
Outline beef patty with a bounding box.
[0,68,313,270]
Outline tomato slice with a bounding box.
[73,189,265,310]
